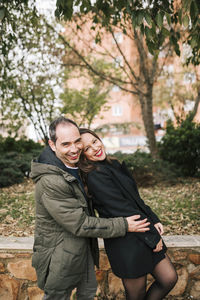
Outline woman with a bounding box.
[78,128,177,300]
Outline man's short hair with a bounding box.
[49,116,79,143]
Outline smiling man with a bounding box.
[30,116,150,300]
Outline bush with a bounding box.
[158,118,200,177]
[0,136,42,154]
[111,151,180,186]
[0,137,43,187]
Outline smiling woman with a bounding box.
[80,129,106,161]
[78,127,178,300]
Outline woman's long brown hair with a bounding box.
[78,128,112,186]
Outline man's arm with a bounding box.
[40,176,149,239]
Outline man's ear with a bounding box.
[48,139,56,152]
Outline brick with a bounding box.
[0,274,20,300]
[108,272,124,299]
[172,250,188,261]
[95,270,107,282]
[190,280,200,299]
[169,266,188,296]
[0,262,5,273]
[7,260,37,281]
[99,251,111,270]
[0,253,15,259]
[189,253,200,265]
[27,287,44,300]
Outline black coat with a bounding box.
[87,159,167,278]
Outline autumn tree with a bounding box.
[0,1,65,143]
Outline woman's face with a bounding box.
[81,133,106,161]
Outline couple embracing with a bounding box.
[31,116,177,300]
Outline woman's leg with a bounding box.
[145,254,178,300]
[122,275,146,300]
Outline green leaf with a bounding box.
[162,27,170,37]
[145,13,152,26]
[136,10,144,26]
[145,26,152,41]
[165,13,171,25]
[190,0,198,21]
[190,35,198,48]
[0,7,5,21]
[182,15,190,27]
[156,12,163,29]
[178,9,182,24]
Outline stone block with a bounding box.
[0,253,15,259]
[99,251,111,270]
[7,260,37,281]
[190,280,200,299]
[169,266,188,296]
[95,270,107,283]
[108,272,124,299]
[172,250,188,261]
[0,274,20,300]
[189,265,200,279]
[27,287,44,300]
[0,263,5,273]
[16,253,31,258]
[189,253,200,265]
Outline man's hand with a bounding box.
[154,222,164,235]
[153,238,163,252]
[126,215,150,232]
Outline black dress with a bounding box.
[87,159,167,278]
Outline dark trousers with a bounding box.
[43,249,97,300]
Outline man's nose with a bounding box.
[70,143,79,152]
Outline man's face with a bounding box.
[49,124,83,167]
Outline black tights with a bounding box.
[122,255,178,300]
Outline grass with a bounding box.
[0,178,199,236]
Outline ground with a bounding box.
[0,177,199,236]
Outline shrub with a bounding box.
[0,136,42,154]
[0,137,43,187]
[158,118,200,177]
[111,151,179,186]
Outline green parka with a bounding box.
[30,147,128,294]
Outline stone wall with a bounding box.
[0,236,199,300]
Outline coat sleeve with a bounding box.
[87,167,161,249]
[39,176,127,239]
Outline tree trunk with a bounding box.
[139,91,158,158]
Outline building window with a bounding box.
[112,85,120,92]
[112,105,123,116]
[114,56,123,67]
[183,72,196,84]
[112,32,123,44]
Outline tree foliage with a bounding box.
[158,116,200,176]
[55,0,200,64]
[0,1,65,143]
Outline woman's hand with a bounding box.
[154,222,164,235]
[153,238,163,252]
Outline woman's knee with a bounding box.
[163,268,178,290]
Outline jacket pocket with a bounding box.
[32,247,53,290]
[63,235,86,255]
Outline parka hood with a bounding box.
[30,146,73,183]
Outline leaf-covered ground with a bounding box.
[0,178,199,236]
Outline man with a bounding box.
[31,116,150,300]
